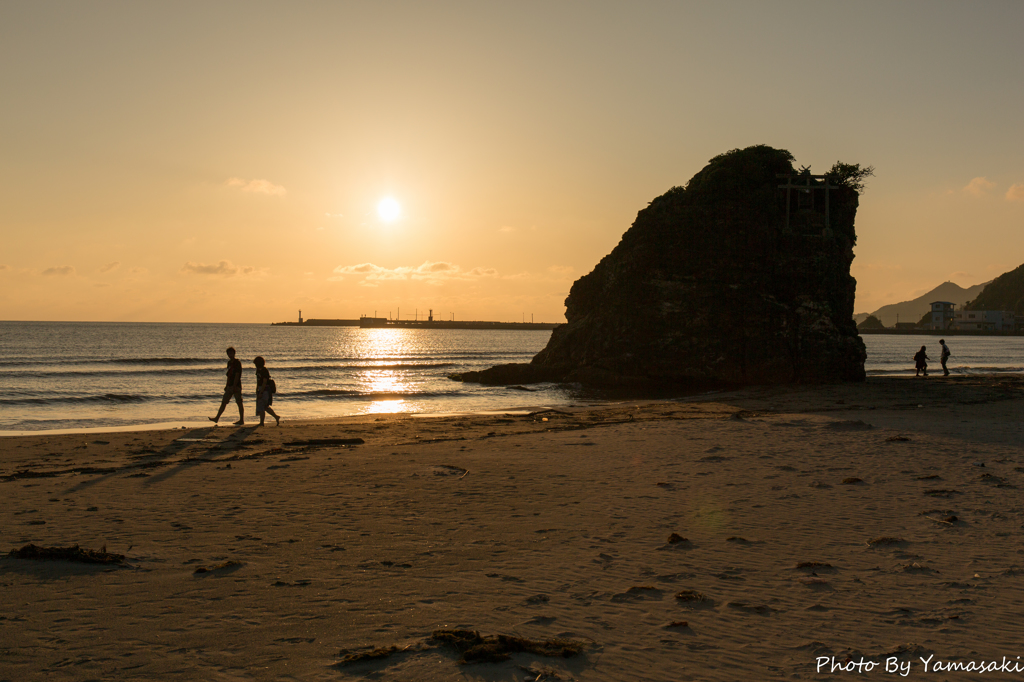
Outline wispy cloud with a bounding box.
[498,225,516,233]
[330,261,499,286]
[42,265,75,276]
[1006,183,1024,202]
[851,262,903,273]
[547,265,575,278]
[226,177,287,196]
[964,177,995,197]
[180,260,258,276]
[0,264,8,271]
[99,261,121,273]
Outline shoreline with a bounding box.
[1,372,1020,438]
[0,402,620,439]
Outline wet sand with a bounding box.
[2,375,1023,681]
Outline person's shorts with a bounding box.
[222,387,242,404]
[256,389,273,414]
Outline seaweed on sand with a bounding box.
[8,543,124,564]
[431,629,587,664]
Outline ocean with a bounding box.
[1,322,1021,433]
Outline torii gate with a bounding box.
[776,174,840,233]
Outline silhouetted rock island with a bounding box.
[454,145,869,388]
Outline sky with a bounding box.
[2,1,1023,323]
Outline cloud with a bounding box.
[851,262,902,273]
[181,260,241,276]
[42,265,75,276]
[99,261,121,273]
[330,261,499,285]
[964,177,995,197]
[1006,183,1024,202]
[129,267,148,275]
[226,177,287,196]
[180,261,264,277]
[547,265,575,278]
[498,225,516,233]
[949,271,973,280]
[0,264,8,271]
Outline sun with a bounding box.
[377,196,401,223]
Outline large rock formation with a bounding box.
[459,145,868,387]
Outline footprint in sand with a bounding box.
[866,536,907,547]
[193,560,243,575]
[611,586,663,602]
[726,601,774,615]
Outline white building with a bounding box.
[928,301,955,330]
[952,309,1016,331]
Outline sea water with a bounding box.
[1,322,1021,432]
[862,334,1024,376]
[0,322,572,432]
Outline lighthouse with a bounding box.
[298,310,303,324]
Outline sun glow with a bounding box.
[377,196,401,222]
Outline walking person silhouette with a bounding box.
[253,356,280,427]
[210,347,244,425]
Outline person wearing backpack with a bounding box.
[253,356,280,427]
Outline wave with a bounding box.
[275,362,458,372]
[0,357,219,369]
[866,366,1024,375]
[0,393,155,406]
[0,368,218,379]
[0,387,468,407]
[287,388,463,400]
[0,353,531,370]
[0,362,462,380]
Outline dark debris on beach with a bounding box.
[337,629,588,667]
[430,629,588,664]
[7,543,125,564]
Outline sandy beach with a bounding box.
[2,375,1023,681]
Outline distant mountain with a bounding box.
[858,281,989,327]
[964,262,1024,315]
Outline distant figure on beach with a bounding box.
[913,346,929,377]
[939,339,951,376]
[253,356,280,427]
[210,347,244,425]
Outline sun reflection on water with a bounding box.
[349,329,421,414]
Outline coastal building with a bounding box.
[928,301,955,330]
[952,310,1016,332]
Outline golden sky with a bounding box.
[2,1,1023,322]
